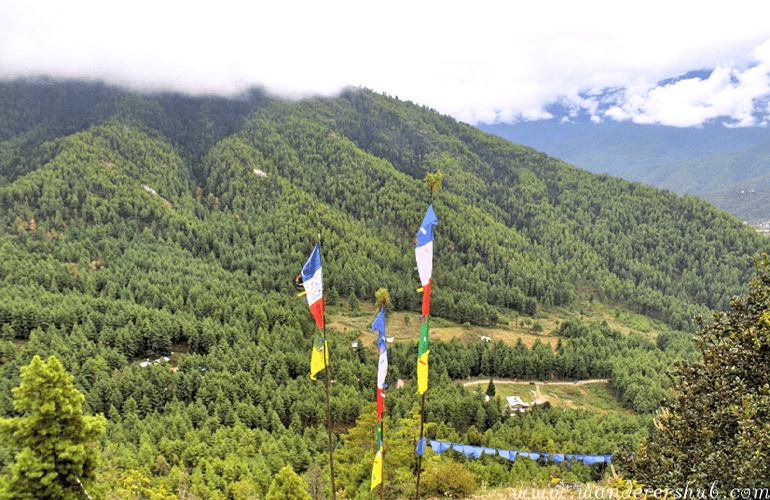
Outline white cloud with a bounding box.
[596,41,770,127]
[2,1,770,127]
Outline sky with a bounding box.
[3,1,770,128]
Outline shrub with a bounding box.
[420,460,476,498]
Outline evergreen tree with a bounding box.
[348,292,359,312]
[266,465,312,500]
[303,460,328,500]
[326,287,340,307]
[485,378,496,398]
[0,355,106,500]
[616,255,770,488]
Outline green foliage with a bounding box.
[485,378,495,397]
[615,255,770,489]
[267,465,312,500]
[348,292,360,312]
[420,459,476,497]
[375,287,390,310]
[0,355,105,500]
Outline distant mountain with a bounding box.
[622,139,770,193]
[478,121,770,177]
[478,118,770,222]
[699,187,770,223]
[476,70,770,221]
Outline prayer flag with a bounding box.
[415,204,437,317]
[371,306,387,491]
[415,204,437,395]
[372,307,387,421]
[417,316,430,394]
[370,445,383,490]
[310,337,328,381]
[301,244,324,329]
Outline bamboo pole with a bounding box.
[320,232,336,500]
[415,391,426,500]
[379,417,385,500]
[323,349,336,500]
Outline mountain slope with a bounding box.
[2,82,768,333]
[622,139,770,194]
[479,121,770,176]
[478,120,770,221]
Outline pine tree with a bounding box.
[0,355,106,500]
[485,378,496,397]
[348,292,359,312]
[615,255,770,488]
[303,460,328,500]
[266,465,312,500]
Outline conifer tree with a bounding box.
[485,378,496,397]
[266,465,312,500]
[348,292,359,312]
[616,255,770,488]
[0,355,106,500]
[303,460,328,500]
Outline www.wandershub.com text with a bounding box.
[501,482,770,500]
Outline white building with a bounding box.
[506,395,532,413]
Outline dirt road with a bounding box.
[463,378,610,387]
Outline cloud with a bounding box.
[594,41,770,127]
[2,1,770,128]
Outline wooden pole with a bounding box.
[379,416,385,500]
[323,352,336,500]
[319,232,336,500]
[414,391,426,500]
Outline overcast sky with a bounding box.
[3,1,770,128]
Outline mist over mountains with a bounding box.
[478,72,770,223]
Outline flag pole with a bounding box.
[323,338,336,500]
[379,419,385,500]
[319,232,337,500]
[371,300,389,498]
[415,391,426,500]
[414,194,438,500]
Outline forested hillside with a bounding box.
[0,79,768,498]
[478,120,770,223]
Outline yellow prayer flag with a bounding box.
[310,340,328,381]
[371,446,383,490]
[416,350,430,395]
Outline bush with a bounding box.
[420,460,476,498]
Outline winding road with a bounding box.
[462,378,610,387]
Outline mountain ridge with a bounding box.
[478,119,770,222]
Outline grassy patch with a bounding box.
[326,297,667,355]
[464,380,630,415]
